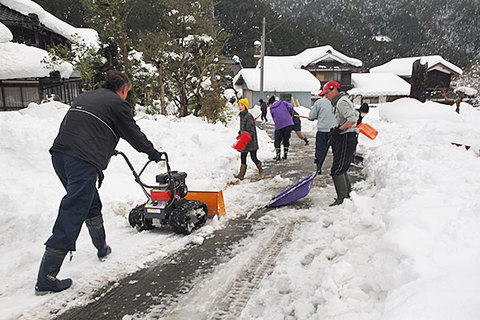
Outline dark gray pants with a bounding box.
[330,132,357,175]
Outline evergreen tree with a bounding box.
[142,0,228,120]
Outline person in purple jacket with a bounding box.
[268,96,295,160]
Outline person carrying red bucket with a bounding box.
[233,98,265,180]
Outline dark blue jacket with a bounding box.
[50,88,158,172]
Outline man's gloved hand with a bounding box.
[149,150,165,162]
[330,126,342,137]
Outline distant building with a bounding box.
[224,56,243,76]
[0,1,97,111]
[233,68,320,107]
[0,3,69,50]
[348,73,410,105]
[259,45,363,94]
[370,56,463,102]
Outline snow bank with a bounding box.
[239,98,480,320]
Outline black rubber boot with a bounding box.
[35,247,72,295]
[330,174,348,206]
[85,215,111,260]
[282,147,289,160]
[304,138,309,145]
[274,148,281,161]
[344,173,352,198]
[316,162,322,175]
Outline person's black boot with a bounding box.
[344,173,352,198]
[304,138,309,145]
[85,216,111,261]
[274,148,281,161]
[35,247,72,295]
[330,174,348,206]
[316,162,322,174]
[282,147,289,160]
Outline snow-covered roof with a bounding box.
[348,73,411,96]
[233,68,320,93]
[257,45,363,70]
[0,21,12,42]
[0,41,73,80]
[0,0,98,48]
[370,55,463,77]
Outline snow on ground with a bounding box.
[1,98,480,320]
[0,101,272,319]
[239,99,480,320]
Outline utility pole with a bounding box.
[260,17,266,101]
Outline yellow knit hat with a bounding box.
[238,98,249,109]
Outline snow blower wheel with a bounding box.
[128,204,154,231]
[169,200,208,235]
[114,150,208,234]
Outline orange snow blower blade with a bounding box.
[357,123,378,140]
[185,190,226,218]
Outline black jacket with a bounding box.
[50,88,158,172]
[239,109,258,152]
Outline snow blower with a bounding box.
[114,150,208,234]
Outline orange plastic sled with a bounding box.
[185,190,226,218]
[357,123,378,140]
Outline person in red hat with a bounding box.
[320,81,358,206]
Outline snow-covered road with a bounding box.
[53,123,372,320]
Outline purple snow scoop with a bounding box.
[266,172,316,207]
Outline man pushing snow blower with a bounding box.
[35,70,164,295]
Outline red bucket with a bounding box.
[233,131,252,151]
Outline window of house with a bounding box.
[22,87,39,104]
[280,94,292,102]
[4,87,23,109]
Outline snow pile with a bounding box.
[240,99,480,320]
[362,99,480,319]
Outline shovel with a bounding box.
[267,137,331,208]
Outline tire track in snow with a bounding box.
[209,220,297,320]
